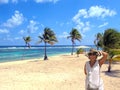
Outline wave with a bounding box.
[0,45,95,50]
[0,46,73,50]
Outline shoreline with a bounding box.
[0,54,119,90]
[0,53,71,65]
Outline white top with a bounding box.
[85,60,104,90]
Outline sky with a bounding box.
[0,0,120,46]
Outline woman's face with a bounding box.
[88,52,97,61]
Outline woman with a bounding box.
[84,49,108,90]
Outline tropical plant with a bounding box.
[94,33,103,50]
[107,49,120,72]
[38,27,57,60]
[67,28,82,55]
[76,48,84,57]
[103,28,120,50]
[23,36,31,48]
[22,36,31,60]
[95,28,120,72]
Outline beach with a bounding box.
[0,54,119,90]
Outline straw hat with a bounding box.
[86,48,101,56]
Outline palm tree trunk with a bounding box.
[71,43,74,55]
[44,42,48,60]
[108,58,112,72]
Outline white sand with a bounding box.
[0,54,119,90]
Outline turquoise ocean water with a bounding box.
[0,45,95,63]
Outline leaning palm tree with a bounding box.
[23,36,31,48]
[38,27,57,60]
[103,28,120,72]
[67,28,82,55]
[94,33,104,50]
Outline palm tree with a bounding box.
[94,33,103,50]
[38,27,57,60]
[22,36,31,60]
[67,28,82,55]
[103,28,120,72]
[23,36,31,48]
[103,28,120,50]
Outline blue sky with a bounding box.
[0,0,120,46]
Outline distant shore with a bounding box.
[0,54,119,90]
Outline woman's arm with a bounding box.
[99,51,108,67]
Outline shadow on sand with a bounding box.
[102,61,120,78]
[102,70,120,78]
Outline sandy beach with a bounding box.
[0,54,119,90]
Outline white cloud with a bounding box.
[73,9,88,20]
[0,0,8,4]
[12,0,18,3]
[40,24,44,28]
[82,22,90,33]
[72,15,90,34]
[34,0,59,3]
[72,5,116,35]
[14,37,21,40]
[98,22,108,28]
[3,35,13,41]
[0,0,27,4]
[73,19,84,30]
[27,20,39,33]
[3,10,24,28]
[0,28,9,33]
[73,6,116,19]
[58,32,69,38]
[0,0,60,5]
[88,6,116,18]
[19,29,26,35]
[66,22,71,25]
[60,23,64,27]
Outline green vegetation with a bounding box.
[22,27,120,66]
[94,33,103,50]
[109,49,120,61]
[23,36,31,48]
[76,48,84,57]
[109,49,120,56]
[103,29,120,51]
[22,36,31,60]
[67,28,82,55]
[94,28,120,72]
[38,27,58,60]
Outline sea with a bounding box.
[0,45,95,63]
